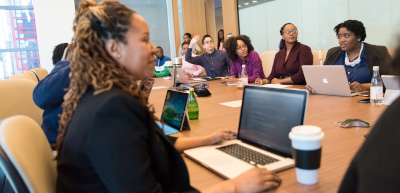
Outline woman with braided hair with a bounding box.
[56,1,281,192]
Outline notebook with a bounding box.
[184,85,308,179]
[382,75,400,105]
[159,89,190,135]
[302,65,358,97]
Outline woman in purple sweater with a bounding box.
[225,35,266,83]
[266,23,313,85]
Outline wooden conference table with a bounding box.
[148,77,387,193]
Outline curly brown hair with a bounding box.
[224,35,254,62]
[56,0,156,157]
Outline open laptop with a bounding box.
[382,75,400,105]
[158,89,190,135]
[184,85,308,179]
[302,65,360,97]
[168,68,207,84]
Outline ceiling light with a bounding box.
[244,2,249,5]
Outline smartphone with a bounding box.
[357,98,370,103]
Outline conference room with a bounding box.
[0,0,400,192]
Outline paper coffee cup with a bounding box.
[289,125,324,185]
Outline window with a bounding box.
[0,0,39,80]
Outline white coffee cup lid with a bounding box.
[289,125,324,141]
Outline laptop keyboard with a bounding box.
[216,144,279,166]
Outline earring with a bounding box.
[117,55,121,59]
[358,39,361,41]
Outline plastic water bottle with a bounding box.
[188,88,199,119]
[241,64,248,85]
[255,76,263,85]
[370,66,383,105]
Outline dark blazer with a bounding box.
[57,87,198,193]
[323,43,391,76]
[339,97,400,193]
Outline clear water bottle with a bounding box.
[255,76,263,85]
[370,66,383,105]
[241,64,248,85]
[188,88,199,119]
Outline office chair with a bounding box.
[0,79,43,125]
[30,68,49,81]
[311,50,327,65]
[260,51,277,76]
[0,115,57,193]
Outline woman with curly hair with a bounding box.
[323,20,391,92]
[56,1,281,192]
[225,35,266,83]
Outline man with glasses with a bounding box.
[186,34,230,78]
[153,46,172,77]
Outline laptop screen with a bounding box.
[161,90,188,130]
[238,86,308,158]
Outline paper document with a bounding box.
[152,86,167,90]
[220,100,242,108]
[261,84,291,88]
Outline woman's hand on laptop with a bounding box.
[231,168,281,192]
[204,168,281,193]
[206,130,237,145]
[173,130,236,152]
[182,70,192,78]
[304,85,316,94]
[350,82,370,92]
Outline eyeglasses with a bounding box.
[203,40,214,45]
[336,33,351,39]
[284,30,298,35]
[236,44,248,50]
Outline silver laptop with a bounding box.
[168,68,206,83]
[184,85,308,179]
[168,67,187,79]
[382,75,400,105]
[302,65,356,97]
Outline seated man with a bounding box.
[33,43,71,146]
[185,35,230,78]
[153,46,172,77]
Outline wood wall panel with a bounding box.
[222,0,239,37]
[182,0,207,53]
[205,0,217,42]
[172,0,181,56]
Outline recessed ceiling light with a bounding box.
[253,0,258,2]
[238,5,241,7]
[244,2,249,5]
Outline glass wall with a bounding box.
[238,0,400,53]
[116,0,172,58]
[0,0,39,80]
